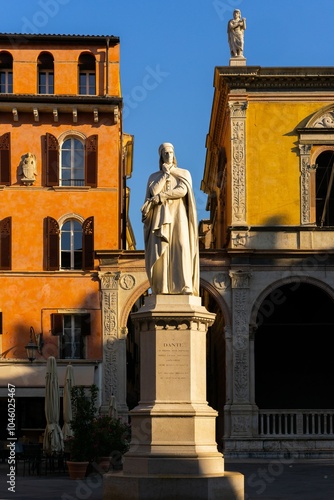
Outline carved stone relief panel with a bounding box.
[234,350,249,401]
[119,274,136,290]
[104,338,118,403]
[18,152,37,186]
[229,101,248,225]
[232,414,252,436]
[213,272,230,290]
[99,272,120,405]
[299,144,312,225]
[229,270,252,404]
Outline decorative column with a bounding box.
[229,270,257,438]
[99,272,128,418]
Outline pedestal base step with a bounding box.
[103,471,244,500]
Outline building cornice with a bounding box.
[0,95,122,123]
[0,33,119,46]
[215,66,334,93]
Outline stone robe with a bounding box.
[142,166,199,295]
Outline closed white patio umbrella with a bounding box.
[62,364,75,440]
[43,356,64,455]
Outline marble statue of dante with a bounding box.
[141,143,199,296]
[227,9,246,57]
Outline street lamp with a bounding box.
[25,327,39,362]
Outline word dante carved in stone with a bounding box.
[163,343,183,348]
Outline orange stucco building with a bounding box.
[0,33,134,441]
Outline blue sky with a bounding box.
[2,0,334,248]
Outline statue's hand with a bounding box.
[151,195,160,205]
[162,163,171,174]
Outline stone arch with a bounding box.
[251,276,334,410]
[250,274,334,327]
[119,278,150,330]
[200,277,232,328]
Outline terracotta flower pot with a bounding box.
[67,461,89,480]
[98,456,111,472]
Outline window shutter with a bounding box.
[82,216,94,270]
[85,135,98,187]
[46,133,59,186]
[81,313,91,336]
[0,133,11,185]
[46,216,59,270]
[51,313,63,335]
[0,217,11,270]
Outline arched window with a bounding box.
[78,52,96,95]
[60,219,83,270]
[60,137,84,186]
[38,52,54,94]
[45,215,94,271]
[315,150,334,227]
[45,133,98,187]
[0,51,13,93]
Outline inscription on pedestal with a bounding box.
[156,334,190,399]
[157,341,189,382]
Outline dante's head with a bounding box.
[159,143,177,169]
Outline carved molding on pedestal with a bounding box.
[136,315,214,333]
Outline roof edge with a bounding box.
[0,33,120,45]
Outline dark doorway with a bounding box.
[202,288,226,444]
[255,282,334,409]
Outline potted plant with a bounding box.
[92,415,131,471]
[67,384,98,479]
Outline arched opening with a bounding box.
[60,219,82,270]
[0,51,13,93]
[202,286,226,445]
[37,51,54,94]
[60,137,85,187]
[255,282,334,409]
[315,150,334,227]
[125,294,146,411]
[78,52,96,95]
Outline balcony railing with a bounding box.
[258,409,334,436]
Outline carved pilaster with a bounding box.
[229,270,252,405]
[99,272,119,409]
[229,101,248,225]
[299,144,312,224]
[229,270,258,438]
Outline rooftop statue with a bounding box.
[227,9,246,58]
[141,143,199,296]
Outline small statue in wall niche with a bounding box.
[18,152,37,185]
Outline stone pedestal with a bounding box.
[229,56,246,66]
[103,295,244,500]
